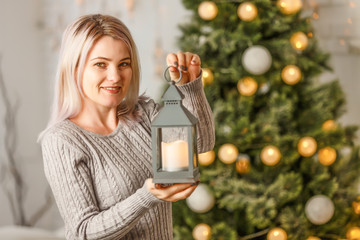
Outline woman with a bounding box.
[40,14,215,240]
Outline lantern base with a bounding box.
[153,171,200,184]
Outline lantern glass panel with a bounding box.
[160,126,191,172]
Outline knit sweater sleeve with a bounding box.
[41,131,162,240]
[143,74,215,153]
[177,75,215,153]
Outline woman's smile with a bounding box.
[101,86,122,94]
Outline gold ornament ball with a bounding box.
[199,150,216,166]
[306,237,321,240]
[290,32,309,51]
[318,147,337,166]
[202,68,214,86]
[237,2,258,22]
[322,120,337,132]
[267,227,287,240]
[353,197,360,214]
[192,223,211,240]
[298,136,317,157]
[198,1,218,21]
[218,144,239,164]
[236,156,251,174]
[277,0,303,15]
[261,145,281,166]
[237,77,258,96]
[281,65,302,85]
[347,227,360,240]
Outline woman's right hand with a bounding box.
[145,178,199,202]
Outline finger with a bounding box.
[184,52,193,68]
[190,54,201,67]
[188,54,202,81]
[155,182,193,200]
[177,51,187,72]
[166,53,178,68]
[166,53,180,81]
[165,185,198,202]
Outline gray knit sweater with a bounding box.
[41,77,215,240]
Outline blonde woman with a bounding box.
[39,14,214,239]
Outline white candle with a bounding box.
[161,140,189,172]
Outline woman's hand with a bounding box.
[166,51,201,85]
[145,178,199,202]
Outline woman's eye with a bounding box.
[119,62,131,68]
[95,62,106,68]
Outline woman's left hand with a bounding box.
[166,51,201,85]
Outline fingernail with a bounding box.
[174,61,178,67]
[180,65,187,71]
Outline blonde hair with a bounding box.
[39,14,141,140]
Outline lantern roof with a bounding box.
[152,83,198,127]
[161,82,184,101]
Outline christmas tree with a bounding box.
[172,1,360,239]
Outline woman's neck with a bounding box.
[69,105,119,135]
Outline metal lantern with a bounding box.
[151,67,200,184]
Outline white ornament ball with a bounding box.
[186,184,215,213]
[305,195,335,225]
[242,45,272,75]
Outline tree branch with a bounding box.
[239,228,269,240]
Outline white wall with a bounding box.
[0,0,55,229]
[0,0,359,231]
[311,0,360,141]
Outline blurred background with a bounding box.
[0,0,359,237]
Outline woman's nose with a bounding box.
[107,66,121,82]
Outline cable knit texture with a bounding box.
[41,77,215,240]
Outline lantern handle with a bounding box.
[163,65,183,84]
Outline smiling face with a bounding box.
[81,36,132,113]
